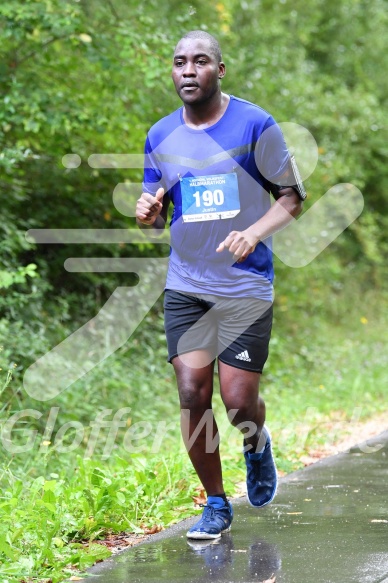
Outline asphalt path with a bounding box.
[72,430,388,583]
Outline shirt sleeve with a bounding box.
[142,135,164,195]
[255,116,291,186]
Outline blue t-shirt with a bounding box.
[142,95,289,300]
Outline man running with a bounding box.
[136,30,305,540]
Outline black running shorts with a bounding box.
[163,289,273,373]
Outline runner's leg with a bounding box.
[218,362,266,452]
[172,350,225,496]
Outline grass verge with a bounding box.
[0,270,387,582]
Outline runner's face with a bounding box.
[172,38,225,105]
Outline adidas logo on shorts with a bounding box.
[235,350,251,362]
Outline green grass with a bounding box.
[0,262,387,582]
[0,453,199,582]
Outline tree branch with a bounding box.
[107,0,120,21]
[14,34,73,68]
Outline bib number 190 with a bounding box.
[193,189,225,207]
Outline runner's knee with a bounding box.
[221,383,261,425]
[173,362,213,410]
[225,402,259,427]
[178,384,212,410]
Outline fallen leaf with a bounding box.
[142,524,163,535]
[193,494,207,505]
[93,531,148,554]
[192,487,207,505]
[69,577,84,581]
[286,512,303,515]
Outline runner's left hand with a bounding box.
[216,229,259,263]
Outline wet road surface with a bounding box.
[77,431,388,583]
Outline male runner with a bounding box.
[136,30,305,540]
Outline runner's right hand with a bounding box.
[136,187,165,225]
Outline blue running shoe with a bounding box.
[244,427,277,507]
[187,497,233,540]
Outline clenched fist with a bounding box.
[136,187,165,225]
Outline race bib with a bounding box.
[181,173,240,223]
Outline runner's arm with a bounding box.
[216,188,302,262]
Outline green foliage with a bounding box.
[0,452,196,582]
[0,1,387,580]
[0,263,37,289]
[223,0,388,269]
[1,0,386,331]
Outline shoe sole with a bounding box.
[246,425,278,508]
[186,525,231,540]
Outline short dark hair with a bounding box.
[178,30,222,63]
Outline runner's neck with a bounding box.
[183,93,230,129]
